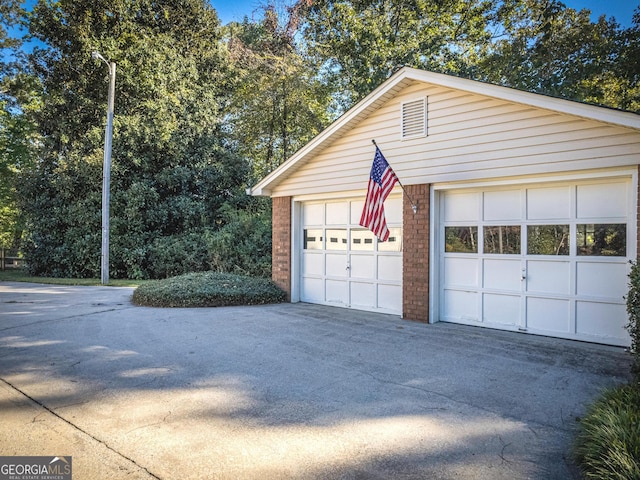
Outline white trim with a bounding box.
[429,185,437,325]
[290,199,301,303]
[293,186,402,203]
[432,167,638,191]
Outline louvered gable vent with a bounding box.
[401,98,427,139]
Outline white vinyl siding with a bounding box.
[269,83,640,197]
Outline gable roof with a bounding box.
[249,66,640,196]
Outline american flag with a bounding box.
[359,147,399,241]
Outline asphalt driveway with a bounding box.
[0,282,632,479]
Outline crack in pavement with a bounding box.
[0,376,162,480]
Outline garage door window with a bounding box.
[484,226,521,254]
[379,227,403,252]
[304,229,323,250]
[327,229,348,250]
[527,225,570,255]
[351,229,375,251]
[445,226,478,253]
[577,224,626,256]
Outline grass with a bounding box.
[132,271,286,307]
[574,384,640,479]
[0,269,150,287]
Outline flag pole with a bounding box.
[371,139,418,213]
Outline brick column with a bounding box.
[402,184,430,322]
[272,196,292,301]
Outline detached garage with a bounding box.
[250,67,640,347]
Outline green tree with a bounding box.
[0,0,39,250]
[479,1,640,112]
[19,0,250,279]
[226,3,332,180]
[296,0,504,109]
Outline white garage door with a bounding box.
[300,197,403,314]
[440,178,634,346]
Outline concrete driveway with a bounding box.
[0,282,631,479]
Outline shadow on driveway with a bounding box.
[0,282,632,479]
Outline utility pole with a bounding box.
[92,51,115,285]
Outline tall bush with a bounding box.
[206,199,272,278]
[626,259,640,379]
[574,384,640,479]
[18,0,252,280]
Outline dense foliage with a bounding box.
[14,0,253,279]
[1,0,639,280]
[225,6,332,181]
[131,271,286,307]
[574,384,640,479]
[627,260,640,379]
[298,0,640,111]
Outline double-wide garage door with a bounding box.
[300,196,403,314]
[440,178,634,346]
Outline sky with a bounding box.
[210,0,638,27]
[6,0,639,51]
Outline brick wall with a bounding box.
[402,184,430,322]
[272,196,292,301]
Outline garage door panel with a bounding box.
[526,260,570,295]
[526,297,570,333]
[444,257,479,287]
[576,301,627,339]
[483,190,521,221]
[379,284,402,312]
[351,282,376,309]
[577,182,628,218]
[326,253,348,277]
[483,294,520,326]
[300,198,402,315]
[576,262,628,299]
[444,192,480,222]
[527,186,571,220]
[483,259,521,291]
[326,201,349,225]
[443,290,479,321]
[326,280,348,305]
[303,203,324,225]
[350,255,375,279]
[378,255,402,282]
[302,253,324,276]
[385,197,403,224]
[301,278,324,303]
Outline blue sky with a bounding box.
[7,1,639,45]
[211,1,638,27]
